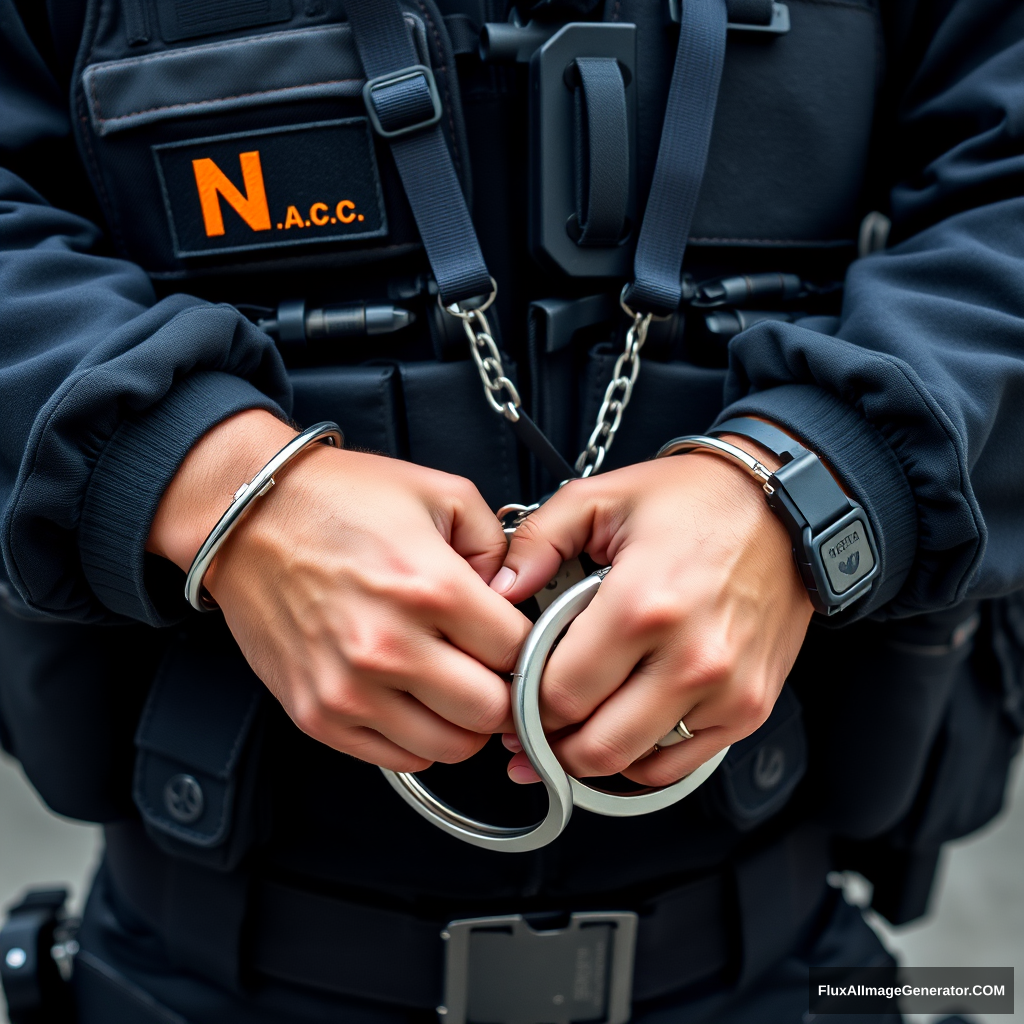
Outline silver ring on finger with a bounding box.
[655,717,695,751]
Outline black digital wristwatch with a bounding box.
[667,417,879,615]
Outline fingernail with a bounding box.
[491,566,517,595]
[508,764,540,785]
[501,732,523,752]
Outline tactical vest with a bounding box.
[1,0,1022,937]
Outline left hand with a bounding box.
[491,438,814,787]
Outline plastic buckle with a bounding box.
[362,65,443,139]
[438,911,638,1024]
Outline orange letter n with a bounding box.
[192,151,271,237]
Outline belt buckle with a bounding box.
[439,911,638,1024]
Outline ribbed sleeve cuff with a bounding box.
[713,384,918,618]
[79,371,286,625]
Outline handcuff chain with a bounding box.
[446,283,654,479]
[575,311,651,477]
[458,306,524,422]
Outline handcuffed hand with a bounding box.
[491,438,813,787]
[148,409,532,773]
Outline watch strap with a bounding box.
[708,417,878,614]
[713,416,808,462]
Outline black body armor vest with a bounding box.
[1,0,1021,934]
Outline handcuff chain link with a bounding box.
[446,283,655,479]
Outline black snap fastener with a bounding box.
[753,746,785,791]
[164,773,204,824]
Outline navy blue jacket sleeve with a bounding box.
[0,2,291,626]
[716,0,1024,618]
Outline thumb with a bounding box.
[490,484,594,604]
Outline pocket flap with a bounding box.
[84,18,428,136]
[134,624,262,849]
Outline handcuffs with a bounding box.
[380,507,730,853]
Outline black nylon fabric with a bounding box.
[573,57,630,245]
[343,0,492,304]
[627,0,728,315]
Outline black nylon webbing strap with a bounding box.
[626,0,728,316]
[342,0,492,306]
[573,57,630,246]
[249,872,731,1007]
[104,821,831,1012]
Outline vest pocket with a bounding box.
[290,364,401,457]
[133,618,267,871]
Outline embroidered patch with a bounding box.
[153,119,388,258]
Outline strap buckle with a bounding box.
[439,912,638,1024]
[362,64,443,139]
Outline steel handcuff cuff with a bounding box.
[380,502,731,853]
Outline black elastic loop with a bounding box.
[572,57,630,247]
[343,0,492,306]
[626,0,728,317]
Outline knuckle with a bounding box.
[402,575,455,617]
[434,733,486,765]
[288,699,321,739]
[628,589,684,637]
[449,474,480,504]
[492,628,529,675]
[543,684,590,728]
[466,689,510,733]
[728,687,772,733]
[316,679,369,722]
[688,648,736,689]
[342,622,407,677]
[575,732,633,778]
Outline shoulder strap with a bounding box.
[343,0,493,306]
[626,0,728,316]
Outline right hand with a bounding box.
[147,409,533,773]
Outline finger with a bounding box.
[546,657,695,778]
[445,477,511,583]
[506,749,542,784]
[306,721,435,774]
[358,688,493,765]
[429,548,534,674]
[619,728,730,788]
[534,569,652,731]
[401,635,516,734]
[492,483,598,604]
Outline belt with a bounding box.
[103,821,829,1021]
[250,872,731,1011]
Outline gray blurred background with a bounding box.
[1,748,1021,1023]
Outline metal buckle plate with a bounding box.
[439,911,638,1024]
[362,65,443,139]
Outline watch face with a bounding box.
[819,519,875,594]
